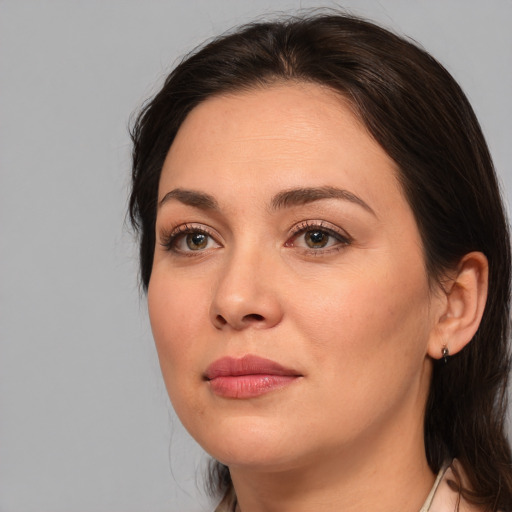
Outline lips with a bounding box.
[204,355,302,399]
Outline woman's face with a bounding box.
[148,83,442,471]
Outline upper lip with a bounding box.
[204,355,301,380]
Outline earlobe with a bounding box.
[427,252,488,360]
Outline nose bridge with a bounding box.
[210,238,282,330]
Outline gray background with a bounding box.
[1,1,511,511]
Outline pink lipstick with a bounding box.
[204,355,301,399]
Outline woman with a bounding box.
[129,12,512,512]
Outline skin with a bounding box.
[147,83,488,512]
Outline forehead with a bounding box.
[159,83,405,216]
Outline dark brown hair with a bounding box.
[129,12,512,511]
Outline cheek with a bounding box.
[280,263,433,444]
[147,272,211,396]
[288,256,432,385]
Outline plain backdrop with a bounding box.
[1,1,511,511]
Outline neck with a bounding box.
[229,405,435,512]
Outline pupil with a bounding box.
[307,230,328,248]
[187,233,207,249]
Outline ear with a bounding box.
[427,252,488,360]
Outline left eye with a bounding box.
[302,229,334,248]
[286,224,351,251]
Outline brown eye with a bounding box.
[285,222,352,252]
[160,224,221,254]
[304,230,329,248]
[186,232,208,250]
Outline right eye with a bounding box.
[160,225,221,254]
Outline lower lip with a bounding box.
[207,374,299,399]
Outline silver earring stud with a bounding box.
[442,346,450,364]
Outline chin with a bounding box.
[188,414,311,470]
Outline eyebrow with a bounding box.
[270,186,375,215]
[158,185,375,216]
[159,188,219,210]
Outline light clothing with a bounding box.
[419,463,449,512]
[421,460,485,512]
[221,460,487,512]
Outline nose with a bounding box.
[209,248,284,331]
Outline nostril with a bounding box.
[243,313,265,323]
[212,311,271,329]
[215,314,227,326]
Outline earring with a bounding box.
[442,346,450,364]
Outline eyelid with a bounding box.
[158,220,351,255]
[159,223,221,253]
[286,220,352,250]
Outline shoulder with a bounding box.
[429,460,495,512]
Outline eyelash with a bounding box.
[286,220,352,254]
[159,223,219,255]
[159,221,352,256]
